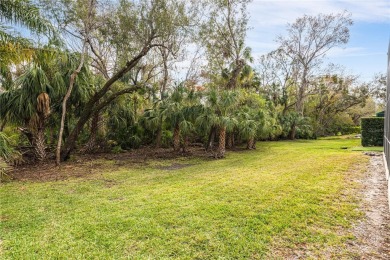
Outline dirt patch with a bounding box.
[156,163,194,171]
[8,146,208,182]
[9,162,102,182]
[348,153,390,259]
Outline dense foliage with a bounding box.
[361,117,384,147]
[0,0,383,170]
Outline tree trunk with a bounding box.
[157,48,168,148]
[226,59,245,89]
[247,136,255,150]
[206,126,216,151]
[173,124,180,152]
[215,126,226,158]
[33,129,46,161]
[0,119,6,131]
[289,122,296,140]
[83,112,100,153]
[155,124,162,148]
[56,40,87,165]
[160,48,169,99]
[226,132,233,149]
[60,45,152,162]
[32,93,50,161]
[181,136,189,153]
[296,68,308,116]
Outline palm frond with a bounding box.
[0,0,53,35]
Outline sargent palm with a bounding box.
[199,88,239,158]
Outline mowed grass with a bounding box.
[1,138,370,259]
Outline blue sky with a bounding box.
[246,0,390,81]
[10,0,389,82]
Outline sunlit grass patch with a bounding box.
[350,146,383,152]
[0,137,368,259]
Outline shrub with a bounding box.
[342,126,361,135]
[349,126,361,134]
[376,111,385,117]
[111,145,124,154]
[161,130,173,148]
[361,117,384,146]
[0,158,11,182]
[0,132,16,182]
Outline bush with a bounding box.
[0,132,16,182]
[161,130,173,148]
[361,117,384,146]
[376,111,385,117]
[0,158,11,182]
[342,126,361,135]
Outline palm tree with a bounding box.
[235,91,277,149]
[0,48,92,160]
[106,92,146,150]
[0,0,51,36]
[1,64,53,160]
[238,112,258,149]
[143,103,163,147]
[150,84,201,152]
[199,88,239,158]
[160,87,184,152]
[1,1,55,141]
[0,0,53,69]
[179,100,202,152]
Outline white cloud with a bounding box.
[248,0,390,27]
[247,0,390,55]
[341,0,390,22]
[327,47,365,57]
[327,47,385,58]
[246,0,389,78]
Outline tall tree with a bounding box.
[276,12,353,116]
[258,49,299,114]
[198,0,251,151]
[198,88,239,158]
[0,59,53,160]
[49,0,97,165]
[0,0,53,120]
[308,70,370,136]
[370,73,387,108]
[200,0,252,90]
[56,0,193,161]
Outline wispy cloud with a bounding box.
[248,0,390,28]
[247,0,390,55]
[341,0,390,22]
[327,47,366,58]
[327,47,385,58]
[246,0,389,78]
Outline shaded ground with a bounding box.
[9,146,209,182]
[349,153,390,259]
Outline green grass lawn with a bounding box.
[0,138,372,259]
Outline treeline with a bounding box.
[0,0,384,170]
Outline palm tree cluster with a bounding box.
[0,0,376,175]
[0,0,277,166]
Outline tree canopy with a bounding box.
[0,0,381,171]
